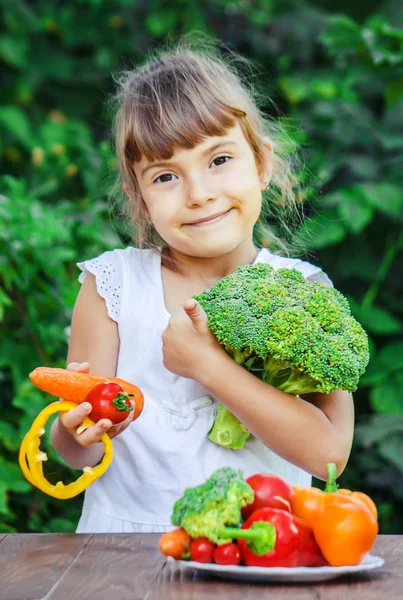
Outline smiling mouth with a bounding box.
[186,209,232,227]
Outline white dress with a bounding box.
[75,246,332,533]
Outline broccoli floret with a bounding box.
[194,263,370,449]
[171,467,254,544]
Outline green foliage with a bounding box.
[171,467,254,543]
[1,0,402,532]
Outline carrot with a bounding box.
[29,367,144,421]
[159,528,192,560]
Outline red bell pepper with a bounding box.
[238,507,326,568]
[242,473,295,519]
[293,514,329,567]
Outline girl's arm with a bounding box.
[50,273,120,469]
[196,351,354,481]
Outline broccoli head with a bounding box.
[171,467,254,543]
[194,263,370,449]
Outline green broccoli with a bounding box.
[171,467,275,554]
[194,263,370,449]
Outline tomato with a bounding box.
[242,473,295,520]
[189,538,216,563]
[85,382,133,424]
[213,542,241,566]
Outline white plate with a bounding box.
[168,553,385,582]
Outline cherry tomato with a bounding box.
[85,382,133,424]
[213,542,241,566]
[189,538,216,563]
[242,473,295,520]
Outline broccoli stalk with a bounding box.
[273,369,325,395]
[194,263,370,451]
[215,521,276,555]
[208,403,251,449]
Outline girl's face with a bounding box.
[132,122,268,260]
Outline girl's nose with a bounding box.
[186,177,216,207]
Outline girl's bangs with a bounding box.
[125,90,246,164]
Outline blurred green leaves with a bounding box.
[1,0,402,533]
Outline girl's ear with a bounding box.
[122,182,135,202]
[122,181,152,223]
[259,138,274,190]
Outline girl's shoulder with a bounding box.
[256,248,333,287]
[76,246,159,322]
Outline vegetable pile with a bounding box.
[159,465,378,568]
[194,264,370,449]
[19,366,144,499]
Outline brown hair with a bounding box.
[107,38,304,268]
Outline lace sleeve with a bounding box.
[294,259,334,288]
[77,250,123,322]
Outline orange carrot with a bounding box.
[29,367,144,421]
[159,528,192,560]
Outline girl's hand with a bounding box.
[57,362,135,447]
[161,299,224,380]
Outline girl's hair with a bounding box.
[107,37,304,268]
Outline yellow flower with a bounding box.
[49,110,66,123]
[66,164,78,177]
[32,148,44,166]
[51,144,66,156]
[110,15,123,28]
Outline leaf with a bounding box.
[0,482,12,518]
[362,307,402,335]
[0,457,31,493]
[30,179,60,199]
[0,289,12,322]
[0,106,35,148]
[279,76,310,105]
[335,240,376,281]
[0,523,17,533]
[378,342,403,372]
[355,414,403,446]
[361,184,403,220]
[0,421,21,452]
[0,36,28,69]
[386,80,403,107]
[361,343,403,386]
[370,371,403,415]
[145,11,177,37]
[337,187,374,234]
[320,14,363,60]
[378,436,403,473]
[293,209,346,250]
[348,298,402,335]
[363,17,403,66]
[44,517,76,533]
[1,0,40,30]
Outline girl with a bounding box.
[50,42,354,534]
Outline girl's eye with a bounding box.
[154,173,178,184]
[211,155,231,168]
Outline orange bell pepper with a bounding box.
[313,499,378,566]
[291,463,378,527]
[337,488,378,520]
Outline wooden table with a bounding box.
[0,534,401,600]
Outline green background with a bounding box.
[1,0,402,534]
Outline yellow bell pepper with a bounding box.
[19,401,113,499]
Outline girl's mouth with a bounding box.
[186,209,232,227]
